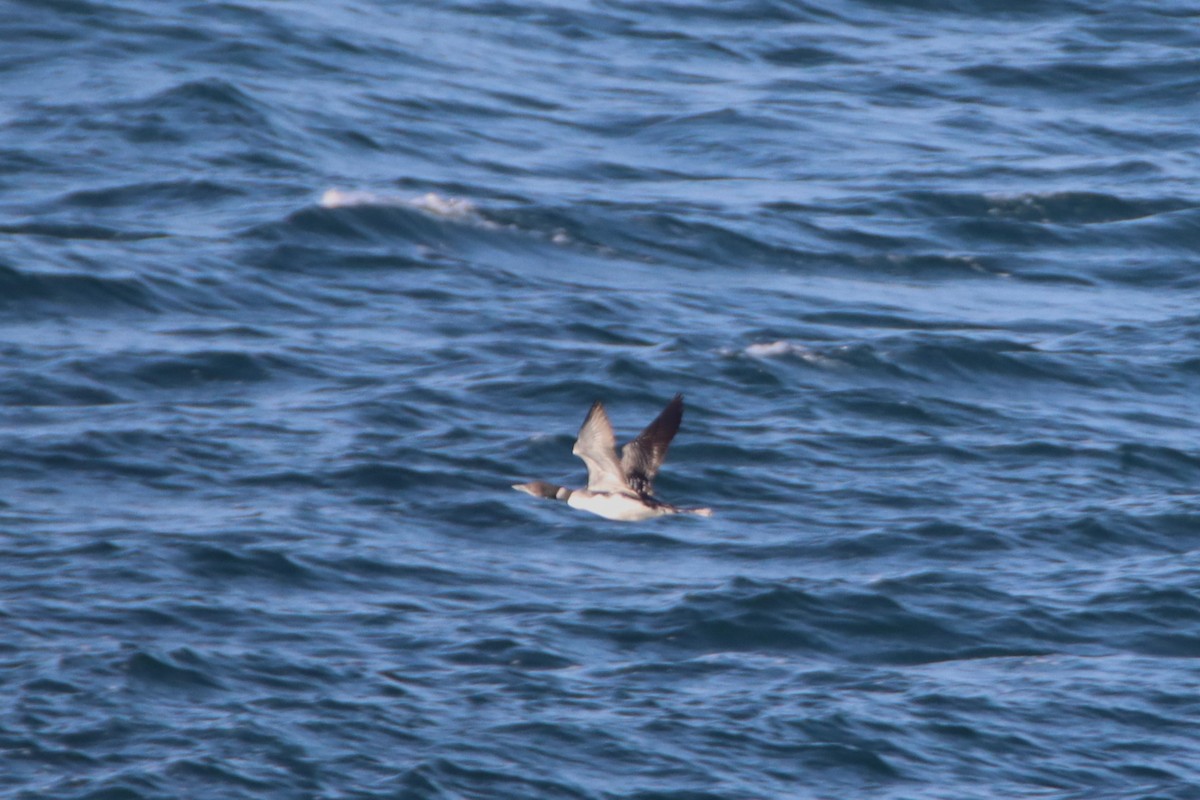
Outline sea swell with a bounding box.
[3,0,1200,798]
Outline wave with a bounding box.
[0,221,164,242]
[727,335,1106,389]
[58,179,244,210]
[897,190,1192,226]
[0,262,159,313]
[565,575,1054,666]
[126,649,224,690]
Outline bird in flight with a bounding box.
[513,394,713,521]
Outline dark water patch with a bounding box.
[124,606,189,630]
[1067,583,1200,658]
[24,677,82,695]
[819,525,931,561]
[1092,260,1200,290]
[64,349,316,396]
[1023,512,1200,557]
[0,372,124,406]
[984,440,1110,469]
[166,758,274,791]
[444,638,575,670]
[5,740,99,770]
[569,580,827,654]
[4,0,106,30]
[940,217,1071,248]
[0,220,165,241]
[564,577,1044,666]
[424,498,533,529]
[59,178,245,210]
[559,526,690,551]
[135,78,275,135]
[871,253,1011,280]
[14,428,245,476]
[181,545,315,586]
[241,660,338,695]
[956,58,1200,106]
[897,190,1192,226]
[12,77,285,168]
[0,263,158,313]
[1061,119,1200,154]
[626,107,800,145]
[563,321,656,347]
[9,444,175,482]
[245,202,519,267]
[596,211,808,271]
[253,243,441,274]
[546,160,701,185]
[330,462,480,493]
[385,91,549,127]
[126,649,223,691]
[0,148,51,178]
[856,0,1087,15]
[1089,206,1200,256]
[759,44,854,67]
[318,555,466,591]
[129,351,273,388]
[479,88,564,114]
[481,376,660,411]
[388,757,590,800]
[896,337,1099,387]
[1017,269,1098,287]
[826,389,953,427]
[1117,443,1200,483]
[163,324,276,341]
[602,0,839,24]
[800,310,993,332]
[818,520,1012,563]
[904,522,1013,558]
[0,537,122,569]
[816,432,979,464]
[234,470,328,489]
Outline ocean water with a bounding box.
[2,0,1199,798]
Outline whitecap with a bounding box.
[320,189,493,226]
[739,340,839,367]
[320,188,381,209]
[745,340,800,359]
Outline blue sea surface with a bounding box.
[2,1,1199,798]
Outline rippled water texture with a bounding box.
[2,1,1199,798]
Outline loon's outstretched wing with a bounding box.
[573,401,629,494]
[620,394,683,497]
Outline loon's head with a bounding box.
[512,481,571,501]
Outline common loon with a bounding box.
[513,394,713,521]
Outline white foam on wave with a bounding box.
[744,340,800,359]
[733,340,836,366]
[320,189,491,225]
[316,188,585,246]
[320,188,379,209]
[407,192,480,220]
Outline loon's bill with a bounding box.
[513,394,713,521]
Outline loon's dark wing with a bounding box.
[620,394,683,496]
[572,401,629,493]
